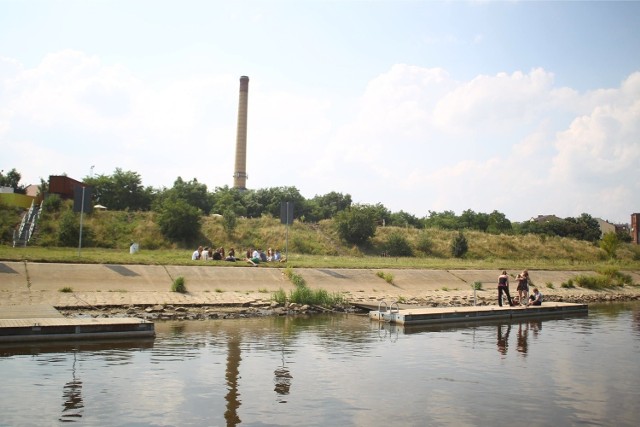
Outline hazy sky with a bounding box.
[1,0,639,223]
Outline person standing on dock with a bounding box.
[516,270,530,305]
[498,270,514,307]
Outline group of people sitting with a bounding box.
[245,247,284,266]
[497,269,543,307]
[191,246,284,265]
[191,246,237,261]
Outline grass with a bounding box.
[59,287,73,293]
[573,268,635,290]
[276,267,345,308]
[171,276,186,293]
[2,211,640,271]
[376,271,394,284]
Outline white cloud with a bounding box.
[1,51,638,223]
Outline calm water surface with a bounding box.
[1,302,639,427]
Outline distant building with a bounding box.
[48,175,86,200]
[530,214,561,223]
[595,218,616,238]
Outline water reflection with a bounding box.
[497,323,510,356]
[224,334,241,426]
[59,352,83,423]
[1,305,639,426]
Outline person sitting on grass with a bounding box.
[527,288,543,306]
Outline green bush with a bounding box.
[57,210,80,247]
[172,276,187,293]
[416,233,433,255]
[272,288,287,305]
[157,197,202,243]
[384,232,413,257]
[561,280,575,289]
[472,281,483,290]
[281,267,344,307]
[376,271,394,284]
[451,231,468,258]
[59,287,73,293]
[334,205,377,245]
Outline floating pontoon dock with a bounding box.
[368,301,588,326]
[0,305,155,343]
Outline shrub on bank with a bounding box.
[172,276,187,293]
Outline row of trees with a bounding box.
[1,168,621,247]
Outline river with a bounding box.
[1,302,639,426]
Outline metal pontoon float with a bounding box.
[369,300,588,326]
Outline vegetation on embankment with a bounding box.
[1,210,639,271]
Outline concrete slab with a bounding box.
[0,261,27,290]
[164,266,289,292]
[26,263,172,292]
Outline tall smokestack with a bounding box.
[233,75,249,190]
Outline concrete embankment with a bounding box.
[1,262,639,312]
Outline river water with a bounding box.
[1,302,639,427]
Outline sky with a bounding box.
[1,0,639,224]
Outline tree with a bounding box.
[388,210,421,228]
[0,168,26,194]
[304,191,353,222]
[451,231,468,258]
[600,232,620,259]
[169,177,214,214]
[334,204,378,245]
[211,185,247,217]
[156,196,202,242]
[423,210,459,230]
[487,210,512,234]
[86,169,154,211]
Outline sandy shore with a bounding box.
[1,261,639,319]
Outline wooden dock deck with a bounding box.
[0,305,155,343]
[368,301,588,326]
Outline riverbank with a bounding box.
[1,261,639,320]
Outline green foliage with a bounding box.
[414,232,433,255]
[284,267,306,288]
[0,168,26,193]
[42,194,62,212]
[388,210,422,228]
[156,196,202,243]
[85,168,154,211]
[0,201,21,244]
[376,271,394,284]
[334,204,378,245]
[222,209,237,235]
[384,232,413,257]
[546,282,554,289]
[59,286,73,293]
[561,280,575,289]
[172,276,187,293]
[572,268,633,290]
[281,267,344,307]
[472,281,483,290]
[450,231,468,258]
[272,288,287,305]
[599,232,620,259]
[303,191,352,222]
[57,210,80,247]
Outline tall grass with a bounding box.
[2,211,639,270]
[275,267,345,308]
